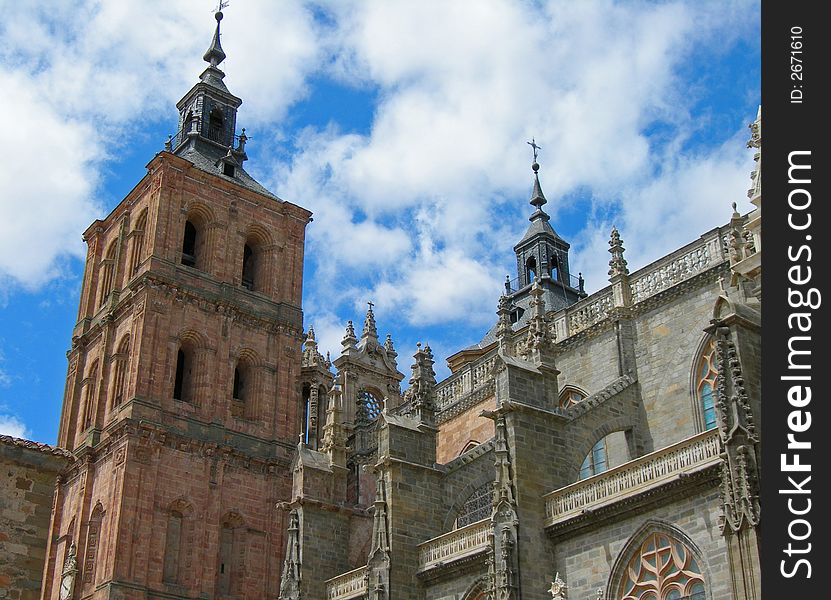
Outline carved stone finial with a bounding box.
[342,320,357,350]
[608,226,629,278]
[361,301,379,341]
[548,572,568,599]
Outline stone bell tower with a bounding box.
[44,11,312,600]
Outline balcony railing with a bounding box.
[418,518,491,572]
[435,356,496,411]
[325,565,367,600]
[543,430,721,528]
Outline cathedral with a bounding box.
[0,11,762,600]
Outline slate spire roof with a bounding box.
[517,160,560,245]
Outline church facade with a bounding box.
[31,12,761,600]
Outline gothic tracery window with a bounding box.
[696,338,719,431]
[455,484,493,528]
[358,389,382,420]
[559,387,587,409]
[618,532,706,600]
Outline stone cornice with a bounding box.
[59,417,295,481]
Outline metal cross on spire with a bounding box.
[527,138,541,163]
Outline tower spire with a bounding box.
[526,140,549,221]
[203,9,227,68]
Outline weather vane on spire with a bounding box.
[213,0,230,14]
[527,138,541,163]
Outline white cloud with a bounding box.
[570,126,754,291]
[273,0,758,328]
[0,414,30,439]
[0,0,759,337]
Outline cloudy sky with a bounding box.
[0,0,759,443]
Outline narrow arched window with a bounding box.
[163,510,184,583]
[173,348,193,403]
[111,337,130,409]
[208,108,224,143]
[550,254,559,281]
[617,531,706,599]
[81,360,99,431]
[526,256,537,282]
[579,437,608,479]
[301,384,311,443]
[217,516,243,596]
[128,210,147,276]
[231,365,246,418]
[83,504,104,588]
[181,221,197,267]
[696,338,719,431]
[241,244,255,290]
[98,241,118,308]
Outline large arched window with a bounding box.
[617,531,706,600]
[695,338,719,431]
[455,484,493,528]
[579,437,608,480]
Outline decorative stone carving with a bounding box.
[548,572,567,599]
[608,227,629,278]
[278,509,302,599]
[713,325,760,534]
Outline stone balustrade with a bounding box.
[325,565,367,600]
[543,430,721,527]
[629,228,726,304]
[435,356,496,411]
[418,518,491,571]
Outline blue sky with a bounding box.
[0,0,760,444]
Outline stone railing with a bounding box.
[562,288,614,336]
[325,565,367,600]
[435,356,497,411]
[629,229,726,305]
[543,430,721,527]
[418,518,491,571]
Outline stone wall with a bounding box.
[0,437,71,600]
[436,396,495,464]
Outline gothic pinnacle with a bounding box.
[608,226,629,278]
[342,320,357,349]
[362,301,378,341]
